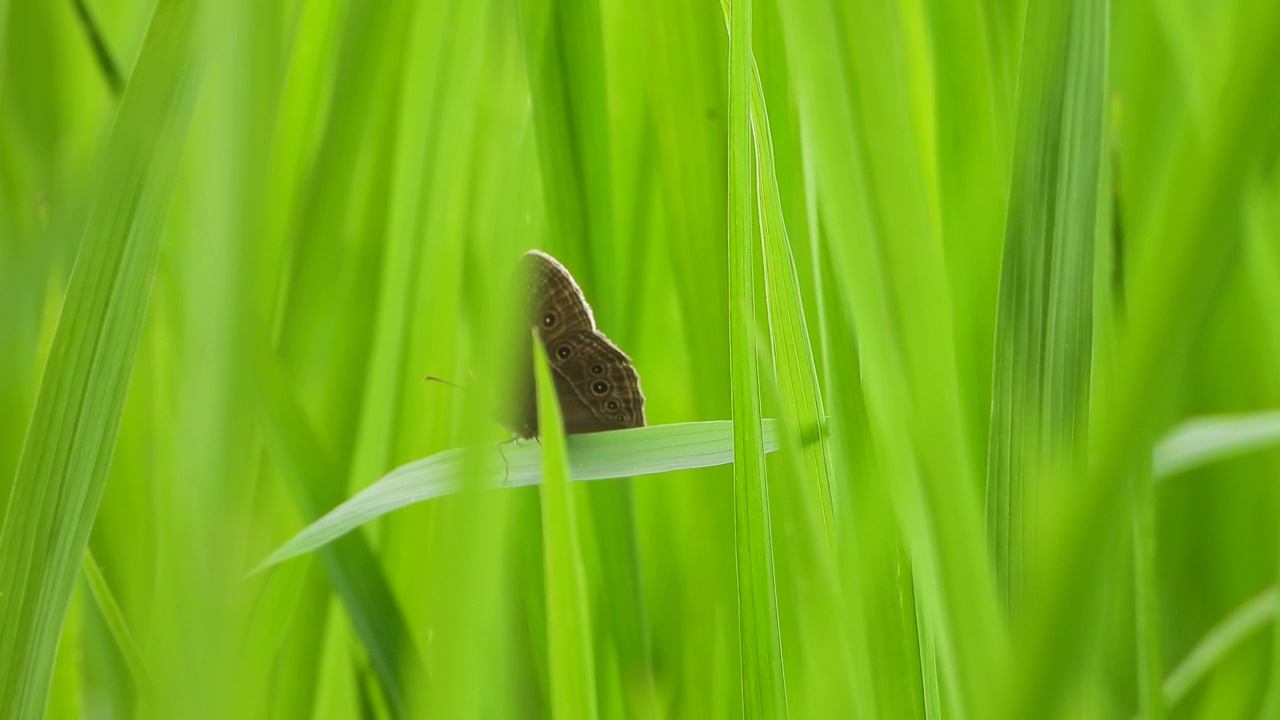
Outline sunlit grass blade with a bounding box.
[1152,412,1280,480]
[744,31,834,544]
[532,335,598,719]
[716,1,855,711]
[0,2,198,716]
[727,0,787,714]
[258,420,784,569]
[775,0,1004,714]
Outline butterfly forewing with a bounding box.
[521,251,596,338]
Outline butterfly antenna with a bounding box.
[423,376,475,395]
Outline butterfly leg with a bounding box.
[497,435,520,486]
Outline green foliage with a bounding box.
[2,0,1280,717]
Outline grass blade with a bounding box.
[0,2,198,715]
[257,420,784,569]
[1244,174,1280,720]
[775,0,1005,714]
[727,0,786,714]
[533,335,598,719]
[251,332,423,717]
[80,551,148,695]
[1152,412,1280,480]
[1161,588,1277,710]
[986,0,1108,614]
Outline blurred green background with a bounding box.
[2,0,1280,717]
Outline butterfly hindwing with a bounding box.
[546,329,645,432]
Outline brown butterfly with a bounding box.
[501,250,646,438]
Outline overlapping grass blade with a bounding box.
[740,21,834,544]
[727,0,787,714]
[775,1,1004,714]
[0,2,198,716]
[715,2,857,712]
[533,337,599,719]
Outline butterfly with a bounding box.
[500,250,646,438]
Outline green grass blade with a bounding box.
[80,550,149,695]
[1152,412,1280,480]
[986,0,1108,614]
[1160,588,1277,710]
[745,33,835,545]
[533,335,598,720]
[1131,468,1164,720]
[775,0,1005,714]
[717,2,853,712]
[1016,1,1280,715]
[1243,175,1280,720]
[728,0,786,714]
[251,332,423,717]
[257,420,784,570]
[0,1,198,715]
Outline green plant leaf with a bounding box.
[256,420,782,570]
[533,334,599,720]
[1161,587,1277,710]
[1153,412,1280,480]
[726,0,786,715]
[0,2,199,715]
[250,330,424,718]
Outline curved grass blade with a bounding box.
[1159,587,1277,712]
[256,420,782,570]
[0,2,199,716]
[257,406,1280,576]
[1152,412,1280,480]
[533,337,598,720]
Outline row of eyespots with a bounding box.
[543,312,626,422]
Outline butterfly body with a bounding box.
[504,250,646,438]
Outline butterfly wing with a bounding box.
[545,329,645,433]
[520,250,597,338]
[501,250,645,437]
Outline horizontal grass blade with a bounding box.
[257,406,1279,584]
[257,420,783,569]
